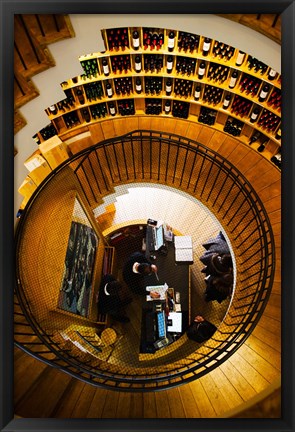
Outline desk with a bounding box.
[140,235,191,354]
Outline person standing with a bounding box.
[97,274,132,323]
[122,252,158,295]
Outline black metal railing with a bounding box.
[14,130,275,391]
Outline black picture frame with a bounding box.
[1,1,294,431]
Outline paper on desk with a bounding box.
[146,283,168,301]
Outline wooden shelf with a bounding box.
[30,26,282,177]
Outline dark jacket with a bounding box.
[122,252,152,295]
[98,274,126,314]
[186,319,217,343]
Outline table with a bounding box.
[139,233,191,354]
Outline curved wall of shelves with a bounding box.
[32,26,281,174]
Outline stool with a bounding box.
[101,327,117,346]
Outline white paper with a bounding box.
[175,248,193,262]
[174,236,193,249]
[167,312,182,332]
[146,284,168,301]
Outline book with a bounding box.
[174,235,194,264]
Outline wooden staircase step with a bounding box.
[219,360,257,401]
[14,350,48,406]
[188,379,216,417]
[15,359,72,417]
[244,334,281,370]
[85,387,109,418]
[177,384,203,418]
[198,373,232,416]
[50,378,86,418]
[235,344,280,383]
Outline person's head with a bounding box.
[106,280,122,296]
[194,315,205,323]
[220,254,233,270]
[137,263,153,275]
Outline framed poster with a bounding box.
[57,198,99,317]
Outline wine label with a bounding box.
[165,105,170,112]
[203,41,210,51]
[198,67,205,76]
[110,107,116,115]
[236,51,245,66]
[167,60,173,69]
[166,84,172,92]
[223,99,230,107]
[168,38,175,49]
[135,62,141,71]
[229,77,237,88]
[269,69,276,77]
[133,38,140,48]
[103,64,109,75]
[194,90,200,98]
[136,84,142,92]
[251,112,258,120]
[107,88,113,97]
[259,90,268,99]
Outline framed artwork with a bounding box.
[57,198,99,317]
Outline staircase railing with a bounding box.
[14,130,275,391]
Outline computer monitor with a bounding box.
[155,226,165,250]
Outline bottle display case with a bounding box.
[32,26,282,169]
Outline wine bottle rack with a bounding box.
[34,26,281,170]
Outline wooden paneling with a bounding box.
[14,14,75,132]
[217,14,281,44]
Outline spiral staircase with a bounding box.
[9,13,284,423]
[14,126,281,418]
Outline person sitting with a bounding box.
[122,251,158,295]
[97,274,132,323]
[186,315,217,343]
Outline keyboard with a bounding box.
[157,311,166,338]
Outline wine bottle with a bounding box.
[202,37,211,56]
[250,107,260,123]
[270,151,281,169]
[76,89,85,105]
[82,108,91,123]
[165,100,171,114]
[132,30,140,50]
[135,77,142,94]
[257,141,267,152]
[275,128,281,140]
[49,105,57,116]
[109,102,116,116]
[32,133,41,145]
[268,68,277,81]
[249,130,261,144]
[198,61,206,79]
[223,94,231,109]
[194,85,201,101]
[167,55,173,73]
[102,58,110,76]
[166,79,172,96]
[258,84,270,102]
[229,70,238,89]
[106,82,113,98]
[235,50,245,66]
[135,55,142,73]
[168,31,175,52]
